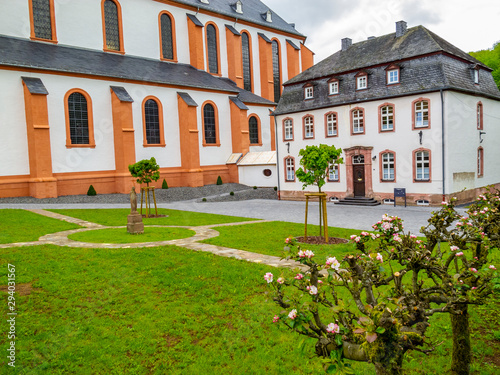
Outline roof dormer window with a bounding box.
[474,69,479,84]
[328,78,339,95]
[355,72,368,90]
[233,1,243,14]
[304,85,313,100]
[200,0,209,4]
[263,10,272,22]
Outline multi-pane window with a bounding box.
[328,164,339,181]
[104,0,121,51]
[249,116,259,144]
[381,152,395,180]
[387,69,399,84]
[304,86,313,99]
[326,113,337,137]
[357,75,367,90]
[285,158,295,181]
[206,24,219,74]
[160,13,174,60]
[414,100,429,128]
[477,102,483,130]
[352,109,364,134]
[329,81,339,95]
[477,147,484,177]
[32,0,53,40]
[68,92,90,145]
[272,40,281,103]
[203,103,217,144]
[144,99,161,144]
[284,119,293,140]
[242,32,252,91]
[380,105,394,131]
[415,150,430,180]
[304,116,314,138]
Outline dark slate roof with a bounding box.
[0,35,241,93]
[286,26,489,85]
[21,77,48,95]
[219,77,276,105]
[168,0,304,38]
[177,92,198,107]
[229,96,249,110]
[111,86,134,102]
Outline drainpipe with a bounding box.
[273,111,281,200]
[440,89,446,201]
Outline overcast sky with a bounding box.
[264,0,499,63]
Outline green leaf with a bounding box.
[375,327,386,334]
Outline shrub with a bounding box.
[253,186,257,190]
[87,185,97,196]
[230,191,234,196]
[274,186,277,191]
[162,179,168,189]
[216,176,223,185]
[202,198,207,202]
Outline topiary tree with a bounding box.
[128,157,160,187]
[162,179,168,189]
[216,176,223,185]
[295,144,343,240]
[87,185,97,196]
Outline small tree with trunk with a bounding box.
[128,157,160,216]
[295,144,343,240]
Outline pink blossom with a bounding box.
[350,234,357,240]
[354,236,361,243]
[277,277,285,284]
[450,246,459,252]
[273,315,280,323]
[318,280,323,284]
[264,272,273,283]
[285,238,290,244]
[441,201,447,205]
[298,250,305,258]
[470,268,478,273]
[376,253,383,263]
[326,257,340,271]
[307,285,318,295]
[304,250,315,259]
[361,231,369,236]
[455,252,464,257]
[489,265,497,270]
[326,323,340,334]
[410,234,417,239]
[294,273,304,280]
[382,222,391,231]
[288,309,297,320]
[471,287,477,290]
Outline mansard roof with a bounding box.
[167,0,304,38]
[0,35,239,93]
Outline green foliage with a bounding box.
[253,186,257,189]
[274,186,277,191]
[87,185,97,196]
[161,179,168,189]
[128,157,160,186]
[470,41,500,89]
[216,176,223,185]
[202,198,207,202]
[295,144,343,192]
[230,191,235,196]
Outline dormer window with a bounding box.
[304,85,313,100]
[474,69,479,84]
[386,64,400,85]
[264,10,272,22]
[328,79,339,95]
[355,72,367,90]
[200,0,209,4]
[233,1,243,14]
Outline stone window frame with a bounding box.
[325,111,338,138]
[350,107,365,135]
[283,117,294,141]
[413,148,432,182]
[284,156,296,182]
[202,101,221,147]
[412,98,431,130]
[101,0,125,54]
[378,103,395,132]
[302,114,315,139]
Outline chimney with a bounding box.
[341,38,352,51]
[367,36,375,40]
[396,21,407,37]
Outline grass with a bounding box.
[0,209,80,244]
[49,208,257,227]
[68,227,195,244]
[202,221,361,259]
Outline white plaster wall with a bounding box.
[238,165,276,187]
[276,92,445,195]
[0,0,30,39]
[0,71,30,176]
[445,91,500,193]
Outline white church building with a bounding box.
[274,21,500,205]
[0,0,314,198]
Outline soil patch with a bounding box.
[141,214,167,218]
[0,283,38,296]
[296,236,348,245]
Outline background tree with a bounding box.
[470,41,500,89]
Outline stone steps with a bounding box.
[334,197,381,206]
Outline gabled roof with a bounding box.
[286,25,489,85]
[0,35,240,93]
[168,0,304,38]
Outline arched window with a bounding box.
[206,24,219,74]
[65,89,95,147]
[29,0,56,41]
[241,32,252,91]
[303,115,314,139]
[379,104,394,132]
[271,40,281,103]
[328,164,339,182]
[143,98,163,145]
[203,102,219,145]
[103,0,122,52]
[412,98,430,129]
[325,112,337,137]
[477,102,483,130]
[249,116,259,144]
[160,12,175,60]
[477,147,484,177]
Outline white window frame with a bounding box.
[381,152,395,180]
[328,164,339,181]
[387,69,399,84]
[285,158,295,181]
[381,105,394,131]
[329,81,339,95]
[326,113,337,136]
[356,75,367,90]
[304,86,313,99]
[284,119,293,140]
[304,116,314,138]
[352,109,364,134]
[414,101,429,128]
[474,69,479,84]
[415,151,430,180]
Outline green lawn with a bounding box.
[68,227,196,244]
[49,208,257,227]
[202,221,361,259]
[0,209,81,244]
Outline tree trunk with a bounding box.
[374,356,404,375]
[451,304,471,375]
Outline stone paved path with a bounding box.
[1,209,307,271]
